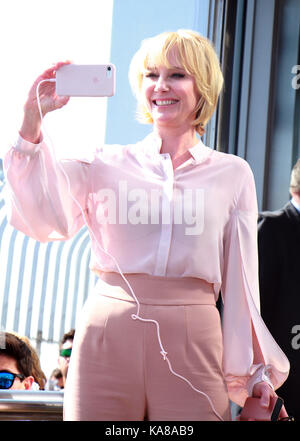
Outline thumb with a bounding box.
[259,387,271,408]
[56,95,70,109]
[253,382,272,408]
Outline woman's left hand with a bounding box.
[252,381,289,420]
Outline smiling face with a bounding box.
[141,52,200,132]
[129,30,224,136]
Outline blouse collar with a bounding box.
[141,132,214,165]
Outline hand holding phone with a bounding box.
[56,64,116,97]
[240,396,284,421]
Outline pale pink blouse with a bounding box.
[4,132,289,406]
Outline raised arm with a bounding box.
[4,62,90,242]
[20,61,71,143]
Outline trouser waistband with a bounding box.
[94,271,216,306]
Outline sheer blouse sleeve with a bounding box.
[3,135,90,242]
[221,160,289,407]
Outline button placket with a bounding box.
[154,155,174,276]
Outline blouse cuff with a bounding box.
[13,134,43,156]
[246,365,274,396]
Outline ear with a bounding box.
[290,190,300,204]
[23,376,35,390]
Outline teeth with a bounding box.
[155,100,177,106]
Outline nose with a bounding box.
[154,75,169,92]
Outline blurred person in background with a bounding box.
[258,158,300,420]
[47,368,64,390]
[58,329,75,388]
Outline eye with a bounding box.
[144,72,158,79]
[171,73,185,79]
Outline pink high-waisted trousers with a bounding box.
[63,272,231,421]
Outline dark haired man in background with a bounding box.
[258,159,300,420]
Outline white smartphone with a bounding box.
[56,64,116,97]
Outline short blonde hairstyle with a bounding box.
[129,29,224,135]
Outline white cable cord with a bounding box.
[35,79,224,421]
[36,78,56,121]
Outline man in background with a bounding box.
[258,158,300,420]
[47,368,64,390]
[58,329,75,388]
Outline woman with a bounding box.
[4,30,289,421]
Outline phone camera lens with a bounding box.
[107,66,111,71]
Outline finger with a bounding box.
[39,66,58,79]
[279,404,289,419]
[53,60,72,73]
[259,387,272,408]
[40,61,72,80]
[56,96,70,108]
[32,62,71,94]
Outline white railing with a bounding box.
[0,390,63,421]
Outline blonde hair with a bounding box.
[129,29,224,136]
